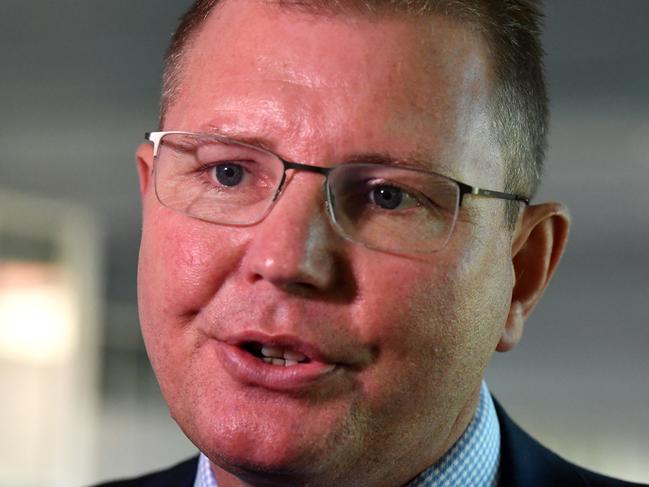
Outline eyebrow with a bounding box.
[201,123,278,153]
[198,124,452,175]
[341,152,452,176]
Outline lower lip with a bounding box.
[214,341,337,392]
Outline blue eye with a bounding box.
[371,185,404,210]
[213,164,244,186]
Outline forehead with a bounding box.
[167,0,499,181]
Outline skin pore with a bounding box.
[136,1,570,486]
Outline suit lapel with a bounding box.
[493,398,588,487]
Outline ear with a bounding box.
[136,142,154,197]
[497,202,571,352]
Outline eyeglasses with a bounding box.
[145,131,529,254]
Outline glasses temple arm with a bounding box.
[457,182,530,206]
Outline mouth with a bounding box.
[214,334,338,391]
[241,341,312,366]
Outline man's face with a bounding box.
[137,2,514,486]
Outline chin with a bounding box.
[180,393,354,479]
[199,427,335,485]
[215,444,316,478]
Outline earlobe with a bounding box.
[136,142,154,197]
[497,202,571,352]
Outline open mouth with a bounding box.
[241,342,312,367]
[216,335,339,389]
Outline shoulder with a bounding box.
[494,398,646,487]
[92,456,198,487]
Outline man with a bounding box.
[98,0,643,486]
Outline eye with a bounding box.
[370,184,417,210]
[211,163,245,187]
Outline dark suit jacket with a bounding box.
[95,399,646,486]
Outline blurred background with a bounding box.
[0,1,647,485]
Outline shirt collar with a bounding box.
[194,381,500,487]
[406,381,501,487]
[194,452,217,487]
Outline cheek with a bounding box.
[349,256,456,403]
[436,233,513,376]
[137,209,248,368]
[139,209,247,312]
[342,256,479,449]
[353,236,512,400]
[352,253,458,351]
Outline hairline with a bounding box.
[159,0,545,229]
[160,1,492,127]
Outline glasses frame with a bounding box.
[144,131,530,253]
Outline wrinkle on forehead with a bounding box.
[248,64,350,91]
[184,3,456,100]
[169,0,500,184]
[176,78,335,152]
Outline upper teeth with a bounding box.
[261,345,307,366]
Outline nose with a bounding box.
[242,173,343,293]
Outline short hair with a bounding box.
[159,0,548,227]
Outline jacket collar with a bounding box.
[493,397,588,487]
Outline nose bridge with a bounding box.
[282,160,331,178]
[244,170,340,290]
[273,170,329,231]
[270,160,334,232]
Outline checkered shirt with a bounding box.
[194,381,500,487]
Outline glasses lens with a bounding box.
[154,133,284,225]
[327,164,460,253]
